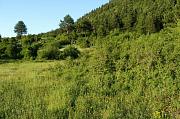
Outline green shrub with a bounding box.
[76,37,91,48]
[5,38,22,59]
[0,44,7,59]
[38,46,60,60]
[55,34,71,46]
[22,43,42,60]
[37,45,80,60]
[63,46,80,59]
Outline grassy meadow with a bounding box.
[0,61,70,119]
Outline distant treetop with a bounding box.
[59,15,74,34]
[14,21,27,36]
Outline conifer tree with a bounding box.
[14,21,27,36]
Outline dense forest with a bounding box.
[0,0,180,118]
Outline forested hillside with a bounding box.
[0,0,180,119]
[78,0,180,35]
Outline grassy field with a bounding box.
[0,61,72,119]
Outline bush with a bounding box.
[50,40,68,49]
[5,38,22,59]
[21,43,42,60]
[38,45,60,60]
[63,46,80,59]
[55,34,71,46]
[76,37,91,48]
[0,44,7,59]
[37,45,80,60]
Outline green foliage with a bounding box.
[76,37,92,48]
[14,21,27,36]
[76,19,93,37]
[59,15,75,34]
[4,38,22,59]
[37,42,80,60]
[20,35,43,60]
[55,34,71,46]
[77,0,179,35]
[22,43,41,60]
[0,40,8,59]
[63,46,80,59]
[38,45,60,60]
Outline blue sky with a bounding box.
[0,0,109,37]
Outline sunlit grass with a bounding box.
[0,61,70,119]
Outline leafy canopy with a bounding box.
[14,21,27,36]
[59,15,74,34]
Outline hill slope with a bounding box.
[78,0,180,35]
